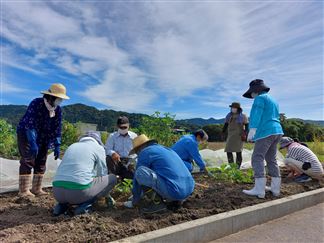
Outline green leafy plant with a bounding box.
[61,120,80,151]
[115,179,133,194]
[0,119,18,159]
[135,111,180,147]
[207,163,254,184]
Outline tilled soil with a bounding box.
[0,168,323,243]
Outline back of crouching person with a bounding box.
[52,131,117,216]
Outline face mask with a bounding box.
[231,108,238,113]
[251,92,258,98]
[118,128,129,135]
[54,98,63,107]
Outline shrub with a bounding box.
[135,111,180,147]
[61,120,80,150]
[0,119,18,158]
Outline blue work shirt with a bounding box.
[171,134,206,171]
[249,93,283,141]
[132,144,195,203]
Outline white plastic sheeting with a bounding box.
[195,148,285,171]
[0,153,61,193]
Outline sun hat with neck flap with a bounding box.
[41,83,70,100]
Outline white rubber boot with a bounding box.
[265,177,281,197]
[243,177,266,198]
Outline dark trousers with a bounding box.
[17,131,48,175]
[227,152,242,167]
[106,156,134,180]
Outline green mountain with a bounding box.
[0,103,148,132]
[0,104,323,131]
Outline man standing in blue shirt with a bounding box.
[242,79,283,198]
[124,135,195,214]
[171,129,208,173]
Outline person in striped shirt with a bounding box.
[279,137,324,182]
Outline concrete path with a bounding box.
[211,202,324,243]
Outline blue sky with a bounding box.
[1,1,323,120]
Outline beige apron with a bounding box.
[225,114,246,152]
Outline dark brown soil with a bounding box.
[0,168,323,243]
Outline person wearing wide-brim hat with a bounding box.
[242,79,283,198]
[124,134,195,214]
[279,137,324,182]
[17,83,69,198]
[223,102,248,168]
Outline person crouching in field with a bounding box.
[17,83,69,197]
[279,137,324,182]
[242,79,283,198]
[52,131,117,216]
[105,116,137,180]
[171,129,209,173]
[223,102,248,168]
[124,135,195,214]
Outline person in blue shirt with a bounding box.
[16,84,69,198]
[171,129,209,172]
[124,135,195,214]
[242,79,283,198]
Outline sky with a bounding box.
[1,1,323,120]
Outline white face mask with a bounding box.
[54,98,63,107]
[118,128,129,135]
[231,108,238,113]
[251,92,258,98]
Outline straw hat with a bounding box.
[129,134,156,155]
[41,83,70,99]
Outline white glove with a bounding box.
[247,128,257,142]
[123,200,134,208]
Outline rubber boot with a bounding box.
[265,177,281,197]
[18,174,35,198]
[31,174,48,196]
[242,177,266,198]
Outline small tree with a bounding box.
[61,120,80,150]
[136,112,180,146]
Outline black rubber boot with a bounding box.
[140,193,167,214]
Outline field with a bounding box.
[0,168,323,243]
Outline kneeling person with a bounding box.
[52,131,117,216]
[124,135,195,214]
[280,137,324,182]
[171,129,208,173]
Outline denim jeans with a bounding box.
[133,166,174,201]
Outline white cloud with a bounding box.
[1,1,323,119]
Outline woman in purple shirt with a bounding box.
[17,84,69,197]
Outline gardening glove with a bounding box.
[54,137,61,160]
[26,129,38,158]
[247,128,257,142]
[302,162,311,171]
[123,200,134,208]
